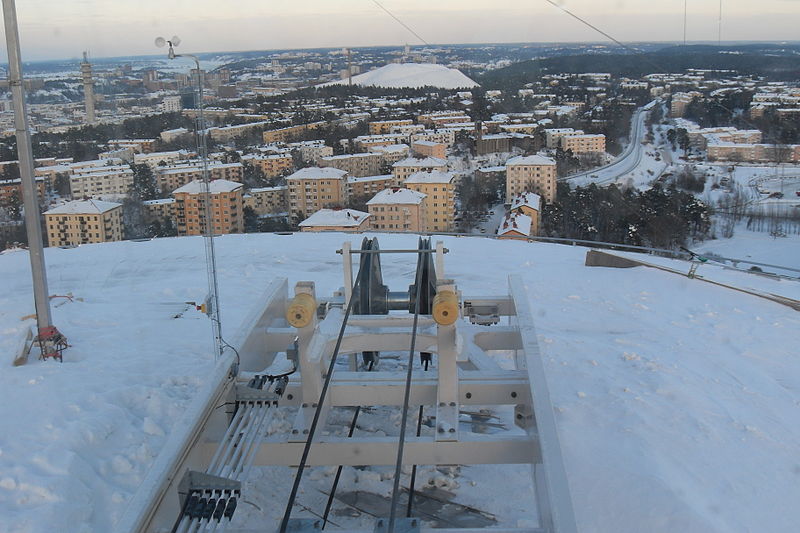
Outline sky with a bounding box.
[0,0,798,61]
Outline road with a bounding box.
[562,99,657,185]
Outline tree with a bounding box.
[130,164,158,201]
[54,172,71,197]
[1,189,22,220]
[243,206,259,233]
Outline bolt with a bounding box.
[411,519,418,527]
[511,391,517,398]
[516,413,523,419]
[303,429,309,434]
[439,402,445,407]
[312,403,318,408]
[449,427,455,433]
[302,403,308,408]
[449,402,456,407]
[378,519,384,527]
[438,425,444,433]
[287,394,293,400]
[292,429,299,434]
[465,392,472,399]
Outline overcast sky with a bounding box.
[1,0,798,61]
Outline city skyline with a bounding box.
[0,0,798,61]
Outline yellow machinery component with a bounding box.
[286,293,317,328]
[432,290,459,326]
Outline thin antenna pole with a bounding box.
[2,0,53,334]
[683,0,687,46]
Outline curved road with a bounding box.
[561,99,657,185]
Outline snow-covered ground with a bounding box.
[319,63,478,89]
[1,232,799,533]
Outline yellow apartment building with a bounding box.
[319,153,383,177]
[286,167,349,220]
[367,187,427,232]
[369,119,413,135]
[172,179,244,236]
[45,199,123,247]
[403,170,455,232]
[392,156,448,186]
[505,154,557,203]
[245,186,289,215]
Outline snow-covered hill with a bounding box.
[0,233,798,532]
[319,62,478,89]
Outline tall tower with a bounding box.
[80,52,96,124]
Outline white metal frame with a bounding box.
[119,245,578,533]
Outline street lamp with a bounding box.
[156,36,224,360]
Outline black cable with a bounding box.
[278,251,368,533]
[387,247,426,533]
[405,405,425,518]
[370,0,430,46]
[321,406,362,529]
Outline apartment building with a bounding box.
[287,140,334,164]
[403,170,455,232]
[417,111,471,128]
[670,92,702,117]
[410,129,457,148]
[142,198,176,221]
[208,121,269,143]
[367,187,427,232]
[368,144,410,166]
[159,127,190,143]
[70,165,134,198]
[319,153,383,177]
[411,140,446,160]
[107,139,157,153]
[706,142,800,163]
[544,128,584,149]
[262,122,326,144]
[392,156,448,186]
[353,133,409,151]
[561,133,606,154]
[173,179,244,236]
[347,174,394,198]
[241,153,294,178]
[134,150,194,168]
[45,199,123,247]
[244,185,288,215]
[369,119,413,135]
[299,208,370,232]
[156,162,243,195]
[499,123,539,136]
[286,167,349,220]
[0,177,47,204]
[505,154,557,203]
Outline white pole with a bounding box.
[2,0,53,336]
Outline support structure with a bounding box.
[119,239,578,533]
[2,0,65,362]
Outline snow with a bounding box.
[404,170,454,184]
[298,209,369,228]
[286,167,348,181]
[506,154,557,167]
[392,156,447,168]
[497,212,532,236]
[319,63,478,89]
[366,188,426,205]
[0,232,798,532]
[172,179,242,195]
[44,199,121,215]
[509,191,541,212]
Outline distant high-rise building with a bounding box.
[80,52,96,124]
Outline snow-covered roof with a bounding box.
[497,212,532,236]
[142,198,175,206]
[506,154,556,167]
[286,167,348,180]
[367,188,426,205]
[478,166,506,173]
[510,192,542,212]
[411,140,443,147]
[404,170,455,184]
[368,144,410,153]
[348,174,393,183]
[392,156,447,168]
[249,186,287,193]
[173,179,243,195]
[299,208,370,228]
[319,63,479,89]
[45,199,121,215]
